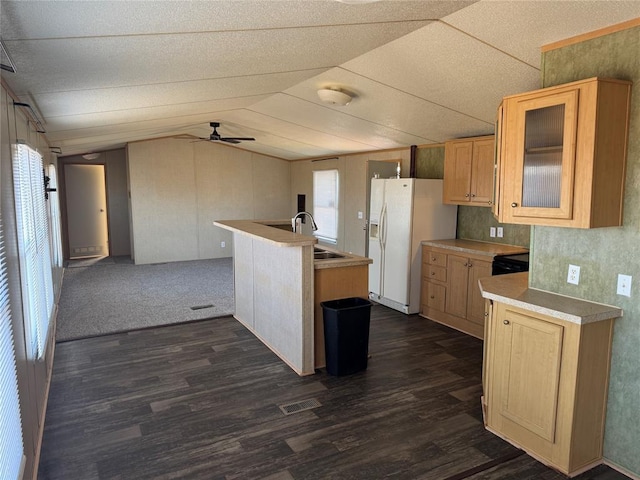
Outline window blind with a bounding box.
[0,215,26,479]
[12,144,54,359]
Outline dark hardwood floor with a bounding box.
[38,305,630,480]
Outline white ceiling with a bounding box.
[1,0,639,160]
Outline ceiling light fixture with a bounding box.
[317,88,352,106]
[82,152,100,160]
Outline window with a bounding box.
[0,215,26,480]
[313,169,339,243]
[12,143,54,359]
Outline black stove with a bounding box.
[492,253,529,276]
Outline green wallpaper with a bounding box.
[415,145,445,179]
[535,26,640,475]
[457,207,530,247]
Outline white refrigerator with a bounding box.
[368,178,457,314]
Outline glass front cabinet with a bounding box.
[495,77,631,228]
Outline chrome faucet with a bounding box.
[291,211,318,233]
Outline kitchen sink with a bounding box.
[314,251,345,260]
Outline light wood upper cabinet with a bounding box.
[484,301,615,476]
[495,77,631,228]
[444,135,495,207]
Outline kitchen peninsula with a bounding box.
[214,220,372,376]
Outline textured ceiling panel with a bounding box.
[0,0,474,39]
[3,21,430,94]
[249,94,429,149]
[444,1,640,67]
[341,21,541,123]
[284,67,494,142]
[223,108,387,152]
[28,69,328,117]
[1,1,637,160]
[43,105,263,141]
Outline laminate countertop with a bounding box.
[214,219,371,270]
[421,239,529,258]
[214,219,316,247]
[479,272,622,325]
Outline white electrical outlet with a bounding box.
[358,211,363,220]
[567,264,580,285]
[497,227,504,238]
[617,274,632,297]
[490,227,496,238]
[221,241,226,248]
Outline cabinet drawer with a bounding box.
[426,282,446,312]
[426,250,447,267]
[426,265,447,283]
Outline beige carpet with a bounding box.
[56,257,234,341]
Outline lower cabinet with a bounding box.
[314,265,369,369]
[483,301,614,476]
[420,245,492,339]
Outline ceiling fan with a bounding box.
[198,122,255,144]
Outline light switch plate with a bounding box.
[617,274,632,297]
[490,227,496,237]
[497,227,504,238]
[567,264,580,285]
[358,211,363,220]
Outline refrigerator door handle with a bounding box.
[378,202,387,298]
[379,203,387,249]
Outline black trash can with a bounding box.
[321,297,372,376]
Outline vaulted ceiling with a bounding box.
[1,1,639,160]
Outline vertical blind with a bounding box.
[12,143,54,359]
[0,215,26,479]
[313,169,339,243]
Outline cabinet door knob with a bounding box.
[465,193,470,197]
[430,295,435,299]
[503,319,510,325]
[431,257,436,261]
[471,193,476,197]
[484,312,489,317]
[431,271,436,275]
[511,202,518,208]
[468,263,473,268]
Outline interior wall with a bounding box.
[127,138,291,264]
[532,25,639,476]
[290,148,411,256]
[415,144,530,247]
[0,83,61,480]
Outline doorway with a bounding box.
[64,164,109,259]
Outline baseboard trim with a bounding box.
[604,459,640,480]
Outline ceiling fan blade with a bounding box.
[221,137,255,142]
[221,138,241,144]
